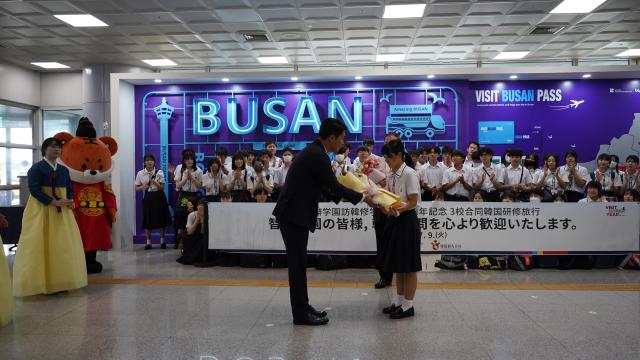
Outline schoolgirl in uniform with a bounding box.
[135,154,171,249]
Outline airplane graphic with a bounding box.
[569,100,584,109]
[548,99,585,111]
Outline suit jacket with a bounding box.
[273,139,363,232]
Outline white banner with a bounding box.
[208,202,640,254]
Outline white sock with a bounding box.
[146,238,151,245]
[160,237,165,244]
[387,289,398,305]
[402,298,414,310]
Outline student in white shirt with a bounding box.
[265,141,283,170]
[247,158,274,198]
[176,199,208,265]
[375,139,421,319]
[419,145,444,201]
[203,157,225,202]
[559,150,589,202]
[591,153,621,200]
[417,147,428,170]
[332,144,352,177]
[216,147,232,176]
[173,149,203,249]
[442,150,473,201]
[343,142,353,166]
[226,153,250,202]
[536,154,568,202]
[242,150,256,179]
[439,146,454,169]
[272,147,293,202]
[353,146,371,173]
[472,147,502,202]
[524,153,543,185]
[135,154,171,249]
[463,141,479,169]
[621,155,640,195]
[409,149,421,171]
[501,148,533,202]
[578,181,607,203]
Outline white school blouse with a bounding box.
[502,165,533,186]
[559,165,590,193]
[419,162,444,188]
[174,164,203,192]
[442,166,472,197]
[202,171,224,196]
[135,168,165,192]
[386,163,420,203]
[472,163,503,192]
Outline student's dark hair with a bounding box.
[524,153,539,169]
[362,138,375,146]
[207,157,222,172]
[531,188,544,198]
[381,139,405,157]
[282,147,293,155]
[319,118,347,139]
[418,147,428,155]
[220,191,232,200]
[427,145,441,155]
[471,150,481,161]
[552,193,568,202]
[337,144,348,154]
[442,146,453,155]
[409,149,420,157]
[586,180,602,197]
[231,153,245,171]
[215,147,228,157]
[253,185,269,197]
[473,190,486,201]
[468,141,479,149]
[356,145,370,154]
[507,148,523,157]
[624,189,640,201]
[596,153,611,162]
[344,142,351,150]
[501,190,516,201]
[384,132,401,142]
[626,155,639,163]
[478,147,493,156]
[244,149,255,157]
[451,150,465,158]
[544,154,560,165]
[41,137,62,157]
[259,150,270,159]
[143,153,155,163]
[564,149,578,161]
[264,141,276,148]
[181,149,196,171]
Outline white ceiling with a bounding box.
[0,0,639,71]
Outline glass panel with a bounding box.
[0,104,33,145]
[42,109,83,139]
[0,147,33,185]
[0,189,20,206]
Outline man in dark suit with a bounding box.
[273,118,374,326]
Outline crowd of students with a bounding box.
[134,137,640,270]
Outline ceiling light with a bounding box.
[154,79,162,83]
[376,54,405,62]
[427,74,435,79]
[257,56,288,64]
[382,4,427,18]
[142,59,176,67]
[509,75,518,79]
[222,78,230,82]
[354,76,363,80]
[291,76,298,81]
[54,14,108,27]
[550,0,607,14]
[582,74,591,78]
[616,49,640,57]
[31,62,69,69]
[494,51,530,60]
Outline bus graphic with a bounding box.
[385,93,446,139]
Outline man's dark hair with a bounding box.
[626,155,639,164]
[381,140,405,157]
[215,147,228,157]
[41,137,62,157]
[362,138,375,146]
[442,146,454,155]
[319,118,346,139]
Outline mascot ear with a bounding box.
[100,136,118,156]
[54,132,74,146]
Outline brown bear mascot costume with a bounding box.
[55,117,118,273]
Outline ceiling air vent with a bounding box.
[528,25,565,35]
[241,32,270,42]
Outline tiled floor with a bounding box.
[1,247,639,360]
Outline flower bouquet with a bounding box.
[337,171,369,193]
[360,157,386,185]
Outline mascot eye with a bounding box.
[99,165,103,171]
[82,164,87,171]
[98,159,102,163]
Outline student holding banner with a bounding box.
[273,118,374,326]
[377,139,422,319]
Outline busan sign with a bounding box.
[193,96,363,135]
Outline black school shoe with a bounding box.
[144,244,152,250]
[390,307,414,319]
[308,305,327,318]
[382,304,401,314]
[160,243,167,249]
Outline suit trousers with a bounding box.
[373,208,393,282]
[279,220,310,320]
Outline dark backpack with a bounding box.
[508,256,534,271]
[435,255,468,270]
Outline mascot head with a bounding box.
[55,117,118,184]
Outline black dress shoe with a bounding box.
[144,244,152,250]
[293,313,329,326]
[390,307,414,319]
[382,304,400,314]
[160,243,167,249]
[374,279,391,289]
[308,305,327,318]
